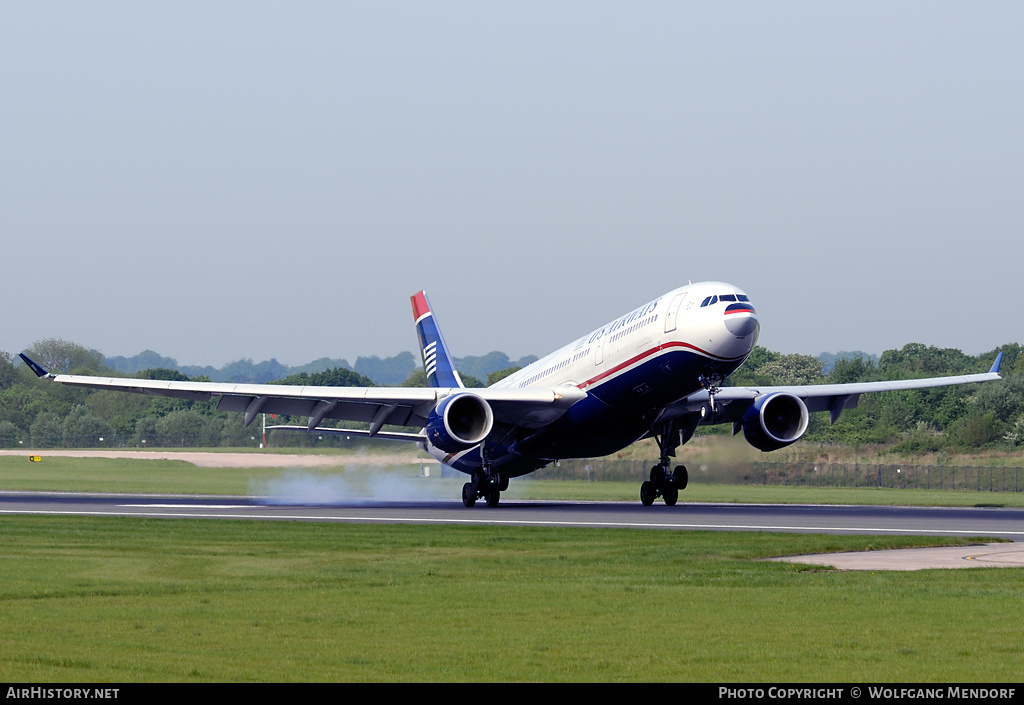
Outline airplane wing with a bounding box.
[664,353,1004,426]
[19,354,586,435]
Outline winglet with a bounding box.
[989,352,1003,375]
[410,290,463,388]
[19,353,51,378]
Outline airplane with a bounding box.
[20,281,1003,507]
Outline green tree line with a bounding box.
[2,338,1021,452]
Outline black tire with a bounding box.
[462,482,477,507]
[663,486,678,506]
[650,465,665,487]
[673,465,689,491]
[640,481,656,506]
[486,489,501,507]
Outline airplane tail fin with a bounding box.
[410,291,463,388]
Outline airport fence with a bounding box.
[7,432,1024,493]
[3,432,354,451]
[536,458,1024,493]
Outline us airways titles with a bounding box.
[587,298,662,344]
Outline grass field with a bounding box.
[2,454,1023,682]
[1,515,1021,682]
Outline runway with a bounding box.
[3,489,1023,536]
[4,490,1024,569]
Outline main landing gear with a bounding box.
[640,464,688,506]
[462,470,508,507]
[462,443,508,508]
[639,418,695,506]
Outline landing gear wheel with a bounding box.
[486,488,501,507]
[650,465,665,486]
[640,481,656,506]
[462,482,477,508]
[672,465,689,491]
[663,486,678,506]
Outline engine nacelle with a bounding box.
[425,393,494,453]
[741,392,809,452]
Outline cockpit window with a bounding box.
[702,293,750,307]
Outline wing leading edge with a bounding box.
[666,353,1004,426]
[19,354,585,437]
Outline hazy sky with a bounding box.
[3,2,1022,368]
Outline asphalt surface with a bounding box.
[2,490,1022,570]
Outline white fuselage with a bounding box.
[493,281,759,395]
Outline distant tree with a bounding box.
[400,369,427,387]
[0,352,18,390]
[156,409,207,447]
[729,350,822,386]
[487,366,521,386]
[753,354,824,386]
[459,374,484,388]
[289,357,353,376]
[1004,416,1024,447]
[62,405,111,448]
[353,352,417,386]
[216,358,291,384]
[827,356,877,384]
[955,412,1000,448]
[30,411,63,448]
[879,343,976,378]
[24,338,107,374]
[818,350,878,374]
[104,350,179,375]
[455,352,512,382]
[879,390,926,432]
[138,368,191,381]
[974,374,1024,424]
[177,364,221,380]
[135,417,158,446]
[0,420,22,447]
[726,347,779,386]
[275,367,375,387]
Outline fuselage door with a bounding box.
[664,292,687,333]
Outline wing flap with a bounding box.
[266,425,427,444]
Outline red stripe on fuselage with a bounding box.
[577,341,743,391]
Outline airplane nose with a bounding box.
[723,303,759,338]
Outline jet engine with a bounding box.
[425,393,494,453]
[741,392,809,452]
